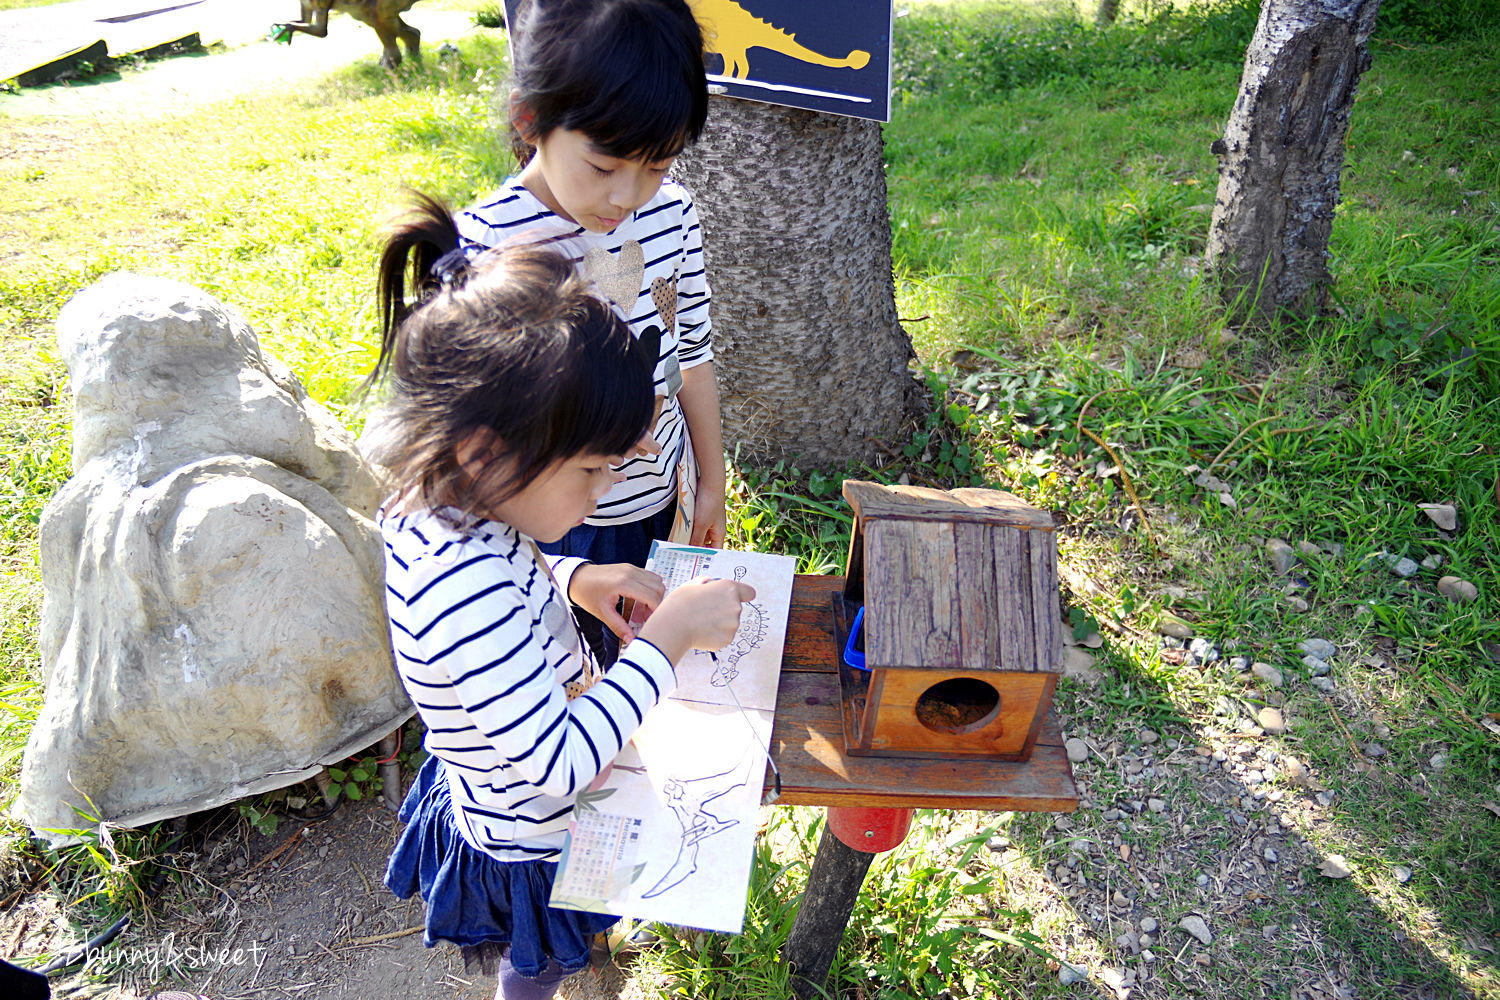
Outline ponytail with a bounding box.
[371,192,466,391]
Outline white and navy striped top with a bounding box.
[457,178,713,525]
[381,506,677,860]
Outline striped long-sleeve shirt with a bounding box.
[381,506,677,860]
[457,178,713,525]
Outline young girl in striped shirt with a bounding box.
[459,0,723,667]
[369,195,753,1000]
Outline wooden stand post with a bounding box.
[782,822,877,999]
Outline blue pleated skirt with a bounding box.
[384,754,618,977]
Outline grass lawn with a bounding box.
[1,0,1497,997]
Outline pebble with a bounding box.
[1188,637,1220,664]
[1178,914,1213,945]
[1147,798,1165,813]
[1158,615,1195,639]
[1285,596,1311,612]
[1266,538,1297,575]
[1196,873,1210,886]
[1304,656,1331,676]
[1387,554,1420,578]
[987,836,1010,853]
[1421,554,1444,570]
[1429,751,1448,771]
[1363,742,1387,758]
[1140,916,1159,933]
[1438,576,1479,603]
[1252,662,1284,687]
[1059,963,1089,986]
[1417,503,1457,531]
[1394,866,1413,883]
[1257,708,1286,735]
[1055,816,1075,831]
[1264,846,1280,863]
[1245,769,1264,785]
[1297,540,1322,558]
[1115,931,1139,953]
[1102,808,1124,821]
[1139,728,1160,745]
[1310,676,1336,693]
[1300,638,1337,660]
[1065,738,1089,763]
[1140,949,1156,964]
[1230,810,1247,826]
[1317,791,1334,806]
[1318,855,1353,879]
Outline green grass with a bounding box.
[2,0,1499,996]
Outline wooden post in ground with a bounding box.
[782,806,913,999]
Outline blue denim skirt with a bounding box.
[384,754,617,977]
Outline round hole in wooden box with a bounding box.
[914,677,1001,734]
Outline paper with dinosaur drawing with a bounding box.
[553,544,794,932]
[631,543,795,713]
[551,702,772,932]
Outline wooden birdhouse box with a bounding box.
[834,480,1063,762]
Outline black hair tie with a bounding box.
[431,248,471,287]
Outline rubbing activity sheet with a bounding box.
[551,543,796,933]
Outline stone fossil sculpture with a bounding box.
[16,274,410,840]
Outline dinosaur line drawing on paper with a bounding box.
[690,0,871,80]
[710,565,770,687]
[640,748,758,899]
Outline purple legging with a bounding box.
[498,951,574,1000]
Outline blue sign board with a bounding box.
[690,0,893,122]
[502,0,894,123]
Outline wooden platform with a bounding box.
[767,575,1078,813]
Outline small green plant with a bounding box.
[473,3,506,29]
[236,799,280,838]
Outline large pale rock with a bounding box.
[18,274,410,839]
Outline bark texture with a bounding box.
[782,823,877,999]
[1205,0,1381,319]
[1096,0,1121,26]
[675,97,923,468]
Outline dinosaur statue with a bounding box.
[272,0,421,69]
[690,0,869,80]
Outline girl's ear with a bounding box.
[509,93,539,144]
[456,427,503,482]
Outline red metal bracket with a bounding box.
[826,806,914,853]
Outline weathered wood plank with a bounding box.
[1028,528,1054,672]
[865,521,960,668]
[844,479,1054,528]
[1037,529,1063,671]
[954,521,1000,670]
[995,526,1033,673]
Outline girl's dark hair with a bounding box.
[510,0,708,164]
[369,192,655,519]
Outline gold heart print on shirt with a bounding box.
[650,276,678,331]
[582,241,645,312]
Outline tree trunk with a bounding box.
[1204,0,1382,320]
[1096,0,1121,27]
[674,97,924,468]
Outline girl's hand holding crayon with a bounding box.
[568,563,666,644]
[636,577,755,666]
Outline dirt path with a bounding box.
[5,789,645,999]
[0,0,483,119]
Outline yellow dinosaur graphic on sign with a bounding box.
[690,0,870,79]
